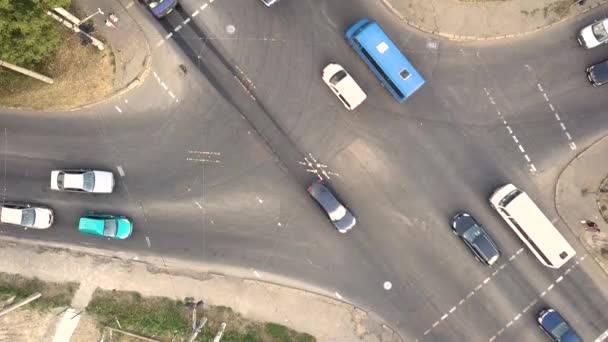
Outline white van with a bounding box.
[489,184,575,269]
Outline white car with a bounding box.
[0,203,54,229]
[50,170,115,193]
[322,63,367,111]
[578,18,608,49]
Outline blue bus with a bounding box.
[345,19,425,102]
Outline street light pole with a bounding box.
[77,8,104,26]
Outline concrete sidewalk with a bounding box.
[0,238,400,342]
[73,0,151,101]
[556,135,608,275]
[382,0,608,40]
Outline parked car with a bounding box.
[578,17,608,49]
[260,0,281,7]
[322,63,367,111]
[537,308,581,342]
[140,0,178,18]
[587,59,608,86]
[451,212,500,266]
[78,213,133,239]
[306,180,356,233]
[50,170,115,193]
[0,203,54,229]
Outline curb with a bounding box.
[380,0,608,42]
[554,134,608,275]
[0,235,402,342]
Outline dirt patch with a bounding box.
[86,289,316,342]
[71,314,103,342]
[0,28,115,111]
[0,308,58,342]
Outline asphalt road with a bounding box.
[2,0,608,341]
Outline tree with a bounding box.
[0,0,71,69]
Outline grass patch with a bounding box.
[0,24,114,110]
[0,272,77,311]
[87,289,316,341]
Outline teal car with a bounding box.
[78,213,133,239]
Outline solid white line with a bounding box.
[116,165,125,177]
[145,236,151,248]
[115,106,122,113]
[192,10,200,17]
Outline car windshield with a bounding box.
[103,219,117,237]
[592,21,608,41]
[551,321,570,338]
[82,172,95,192]
[462,225,482,242]
[329,70,347,85]
[20,208,35,226]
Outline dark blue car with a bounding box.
[537,308,581,342]
[141,0,178,18]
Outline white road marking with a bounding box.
[432,321,439,328]
[423,329,431,336]
[161,82,168,90]
[540,291,547,297]
[458,299,465,305]
[448,306,456,314]
[155,39,165,48]
[497,328,504,335]
[547,284,554,291]
[483,277,490,284]
[116,165,125,177]
[201,3,208,9]
[145,236,151,248]
[174,24,182,32]
[474,284,483,291]
[440,314,448,321]
[383,281,392,290]
[182,18,191,25]
[509,255,516,261]
[253,270,260,278]
[168,91,176,99]
[165,32,173,39]
[506,321,513,328]
[115,106,122,113]
[595,328,608,342]
[192,10,200,17]
[195,201,202,209]
[555,276,564,283]
[489,336,496,342]
[334,292,342,299]
[466,291,474,299]
[514,314,521,321]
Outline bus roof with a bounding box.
[346,19,425,101]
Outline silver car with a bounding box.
[50,170,115,193]
[0,203,54,229]
[307,180,356,233]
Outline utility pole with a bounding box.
[213,322,227,342]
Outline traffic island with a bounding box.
[556,135,608,274]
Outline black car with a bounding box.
[537,308,581,342]
[307,180,356,233]
[452,213,500,266]
[587,59,608,86]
